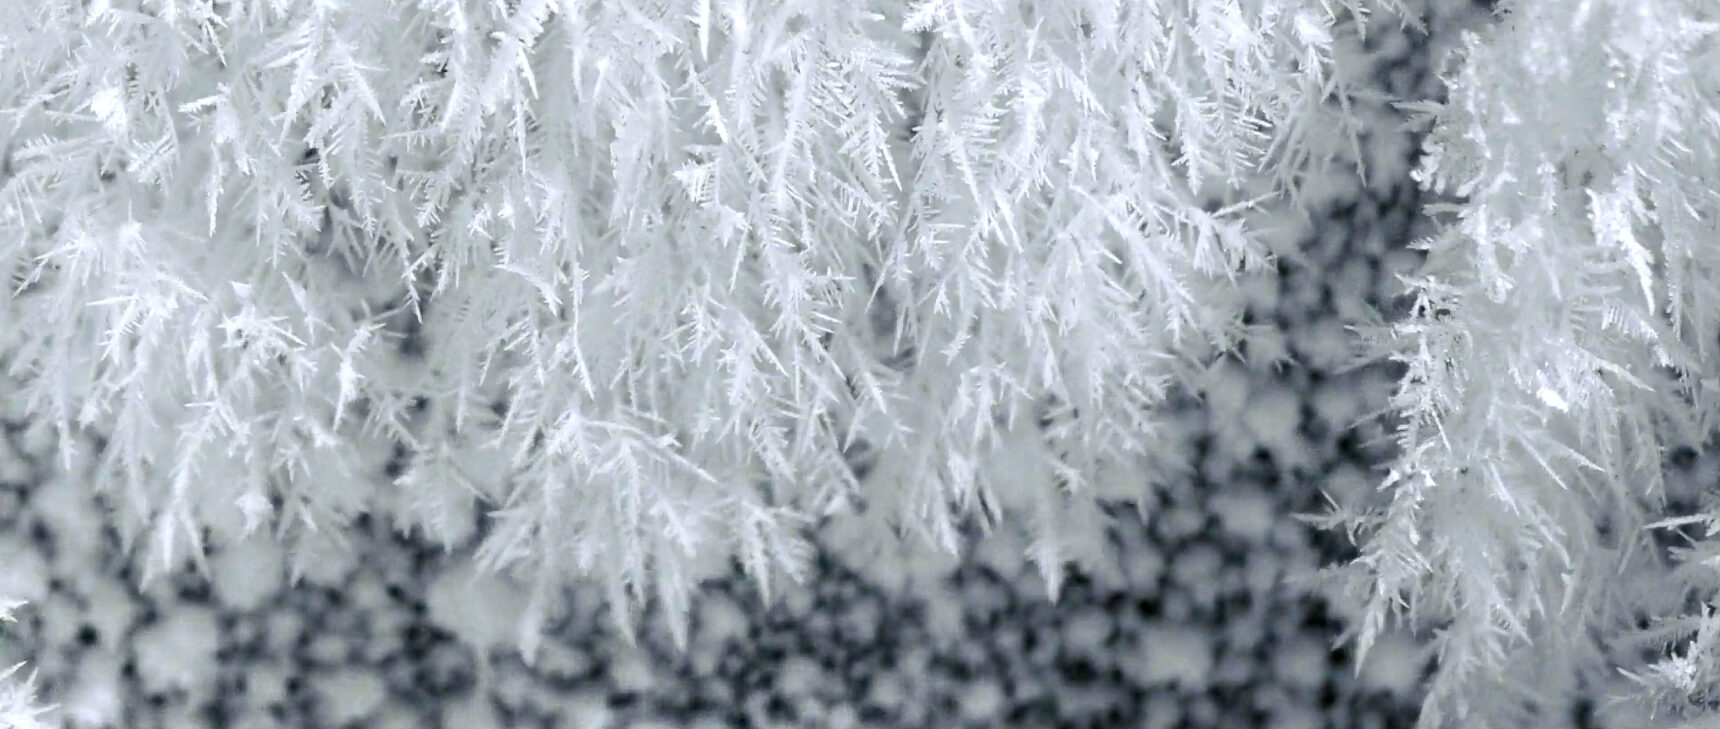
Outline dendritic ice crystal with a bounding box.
[2,1,1720,728]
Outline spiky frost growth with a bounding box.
[0,0,1395,650]
[1334,1,1720,725]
